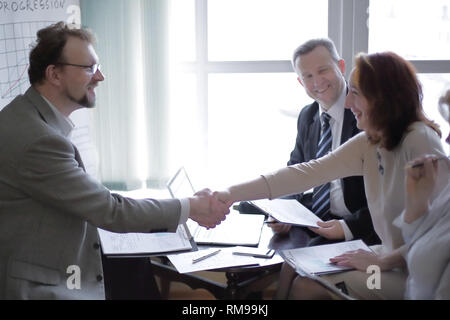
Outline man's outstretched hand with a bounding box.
[188,188,231,229]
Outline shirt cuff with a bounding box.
[339,220,354,241]
[178,198,190,225]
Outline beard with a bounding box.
[69,94,95,109]
[64,85,96,109]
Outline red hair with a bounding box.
[354,52,440,150]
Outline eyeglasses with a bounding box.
[55,62,101,74]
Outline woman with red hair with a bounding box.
[215,52,445,299]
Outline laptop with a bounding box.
[167,167,265,246]
[167,167,196,199]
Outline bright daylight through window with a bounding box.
[167,0,450,188]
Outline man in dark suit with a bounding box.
[266,38,379,247]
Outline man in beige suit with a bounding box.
[0,22,228,299]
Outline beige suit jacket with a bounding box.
[0,87,181,299]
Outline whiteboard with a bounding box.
[0,0,81,107]
[0,1,99,178]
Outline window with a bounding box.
[167,0,449,189]
[168,0,328,188]
[419,74,450,154]
[368,0,450,60]
[207,73,304,185]
[83,0,449,189]
[208,0,328,61]
[368,0,450,153]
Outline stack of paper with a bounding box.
[167,246,284,274]
[98,224,192,256]
[280,239,372,275]
[167,247,256,273]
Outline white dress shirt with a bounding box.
[318,87,354,240]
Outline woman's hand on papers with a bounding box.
[189,188,230,229]
[329,249,381,271]
[308,220,345,240]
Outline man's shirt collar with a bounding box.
[318,86,346,123]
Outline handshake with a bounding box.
[188,188,234,229]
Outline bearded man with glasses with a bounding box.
[0,22,229,300]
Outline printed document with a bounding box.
[168,247,261,274]
[280,240,372,275]
[250,198,322,228]
[98,224,192,255]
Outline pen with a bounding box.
[192,249,221,264]
[411,156,448,169]
[233,249,275,259]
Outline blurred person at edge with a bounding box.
[393,89,450,299]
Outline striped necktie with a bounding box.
[312,112,332,218]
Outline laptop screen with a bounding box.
[167,167,196,199]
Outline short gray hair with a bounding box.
[291,38,341,74]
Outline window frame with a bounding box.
[177,0,450,172]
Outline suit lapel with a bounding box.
[74,146,86,172]
[341,108,359,144]
[310,103,321,156]
[24,87,72,137]
[24,87,86,172]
